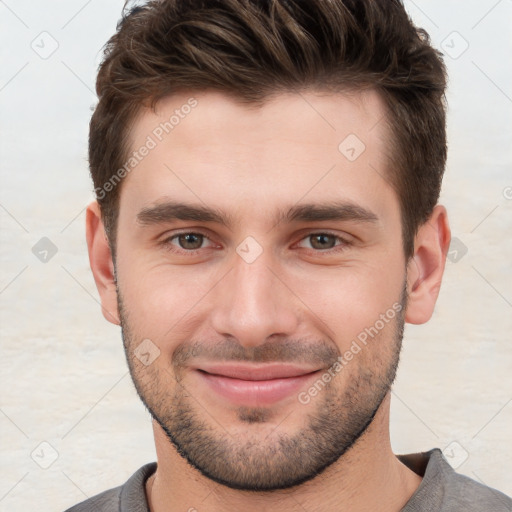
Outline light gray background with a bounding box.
[1,1,511,510]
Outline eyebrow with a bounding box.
[136,199,379,229]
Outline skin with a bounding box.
[86,89,451,511]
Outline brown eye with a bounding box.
[176,233,204,250]
[160,231,214,254]
[309,234,337,250]
[295,232,351,254]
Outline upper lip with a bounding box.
[195,363,321,381]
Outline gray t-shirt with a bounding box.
[64,448,512,511]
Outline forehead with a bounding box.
[130,88,388,149]
[119,89,396,227]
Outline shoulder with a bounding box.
[442,469,512,511]
[399,448,512,512]
[63,462,157,512]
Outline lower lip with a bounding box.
[196,370,320,406]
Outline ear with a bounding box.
[405,204,451,324]
[85,201,120,325]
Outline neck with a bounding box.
[146,393,422,512]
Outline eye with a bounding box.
[159,230,352,256]
[296,232,351,252]
[161,231,215,253]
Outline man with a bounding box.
[66,0,512,510]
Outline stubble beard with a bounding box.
[118,283,407,491]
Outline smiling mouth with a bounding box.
[194,363,322,406]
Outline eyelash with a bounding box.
[159,230,352,255]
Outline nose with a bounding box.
[210,250,300,349]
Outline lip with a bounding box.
[194,363,321,406]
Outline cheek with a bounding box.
[291,259,405,348]
[117,261,219,342]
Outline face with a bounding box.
[113,90,409,491]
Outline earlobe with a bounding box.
[85,201,121,325]
[404,205,451,325]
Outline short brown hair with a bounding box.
[89,0,447,260]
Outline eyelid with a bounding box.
[160,229,216,253]
[159,229,353,254]
[293,231,352,251]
